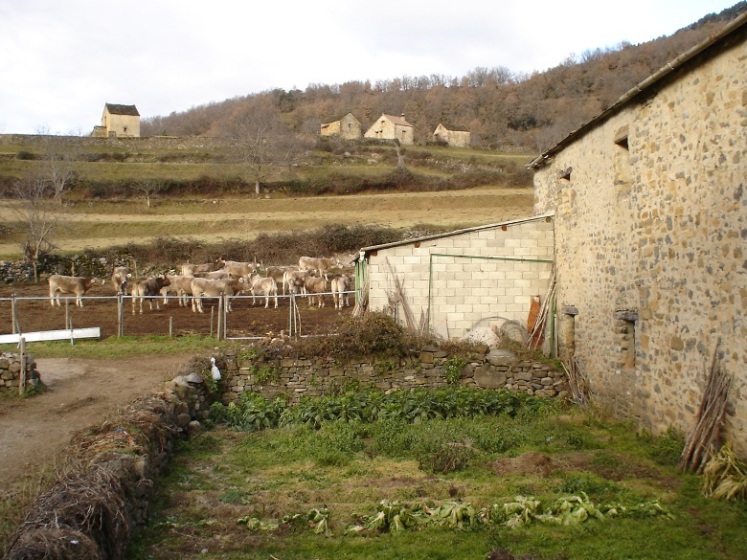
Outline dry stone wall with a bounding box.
[0,351,39,393]
[221,346,568,403]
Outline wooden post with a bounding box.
[18,337,26,396]
[65,299,71,329]
[210,306,214,337]
[169,317,173,337]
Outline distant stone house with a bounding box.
[364,113,414,145]
[320,112,362,140]
[355,215,555,341]
[432,123,470,147]
[91,103,140,138]
[530,13,747,453]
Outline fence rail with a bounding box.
[0,289,357,343]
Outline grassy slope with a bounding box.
[0,140,536,259]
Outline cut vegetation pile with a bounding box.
[2,389,198,560]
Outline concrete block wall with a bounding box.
[533,34,747,454]
[366,216,554,340]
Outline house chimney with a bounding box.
[401,113,406,120]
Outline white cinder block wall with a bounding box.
[363,215,554,339]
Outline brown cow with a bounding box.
[131,275,171,314]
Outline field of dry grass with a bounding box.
[0,185,535,258]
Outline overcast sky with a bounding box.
[0,0,738,135]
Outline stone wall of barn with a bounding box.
[532,33,747,453]
[364,215,555,341]
[221,345,568,403]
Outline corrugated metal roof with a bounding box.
[359,213,554,256]
[528,11,747,169]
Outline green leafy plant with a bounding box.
[444,355,467,385]
[250,364,280,385]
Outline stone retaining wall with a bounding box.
[222,346,568,403]
[0,352,39,393]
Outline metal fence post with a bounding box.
[18,337,26,396]
[11,295,19,334]
[217,296,224,340]
[117,294,124,337]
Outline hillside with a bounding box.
[141,4,745,151]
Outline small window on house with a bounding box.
[615,310,638,369]
[613,125,632,192]
[614,125,629,149]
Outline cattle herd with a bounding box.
[46,256,355,314]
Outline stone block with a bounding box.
[474,366,508,389]
[486,349,516,366]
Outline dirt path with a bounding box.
[0,354,189,488]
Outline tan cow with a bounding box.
[111,266,131,295]
[331,274,352,309]
[190,276,244,313]
[160,274,195,307]
[49,275,101,307]
[304,275,328,308]
[181,259,225,277]
[246,273,279,308]
[298,256,342,277]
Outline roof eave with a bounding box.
[528,12,747,169]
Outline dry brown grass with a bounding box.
[0,185,534,258]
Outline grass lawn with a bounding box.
[127,402,747,559]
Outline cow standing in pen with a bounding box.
[131,275,171,314]
[111,266,131,295]
[48,275,102,307]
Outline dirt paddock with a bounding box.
[0,282,354,340]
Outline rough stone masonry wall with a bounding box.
[533,35,747,454]
[0,351,38,393]
[221,346,568,403]
[366,216,555,341]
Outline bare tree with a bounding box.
[133,178,166,208]
[36,133,76,205]
[226,108,297,195]
[13,172,61,282]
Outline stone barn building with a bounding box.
[432,123,471,148]
[320,112,362,140]
[364,113,414,145]
[530,13,747,453]
[356,215,555,342]
[91,103,140,138]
